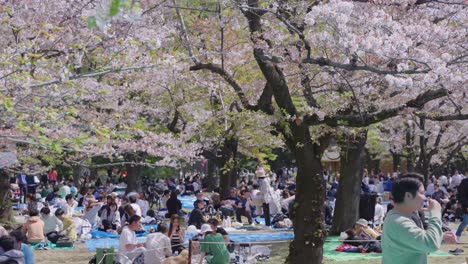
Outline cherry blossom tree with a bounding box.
[168,0,467,262]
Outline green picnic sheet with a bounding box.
[323,236,452,262]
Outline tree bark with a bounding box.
[391,151,401,172]
[0,169,13,224]
[218,136,238,199]
[125,164,144,194]
[205,159,216,192]
[330,130,368,235]
[287,125,327,264]
[72,164,88,189]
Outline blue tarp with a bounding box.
[179,195,196,210]
[85,232,294,251]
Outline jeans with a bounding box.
[455,213,468,237]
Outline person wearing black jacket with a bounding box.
[455,177,468,241]
[188,200,206,229]
[165,191,182,218]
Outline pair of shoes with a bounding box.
[35,244,44,250]
[448,248,464,255]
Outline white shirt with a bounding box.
[439,175,448,186]
[119,226,137,260]
[137,199,149,217]
[83,203,103,226]
[374,203,384,225]
[450,174,463,188]
[145,233,172,264]
[130,203,142,217]
[192,182,200,192]
[62,200,78,217]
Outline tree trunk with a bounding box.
[287,125,326,264]
[126,164,144,194]
[218,135,238,198]
[205,159,216,192]
[0,169,13,224]
[330,130,368,235]
[72,164,88,189]
[392,152,401,172]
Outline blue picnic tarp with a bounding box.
[85,231,294,251]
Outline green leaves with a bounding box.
[4,97,13,111]
[109,0,121,17]
[87,16,97,28]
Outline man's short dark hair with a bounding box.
[9,230,26,243]
[128,196,137,203]
[128,215,141,225]
[29,209,39,217]
[156,223,168,233]
[55,208,65,217]
[392,176,423,203]
[194,200,204,207]
[65,194,73,201]
[0,235,15,251]
[207,218,219,226]
[40,207,51,215]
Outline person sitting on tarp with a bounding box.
[198,224,230,264]
[354,218,380,240]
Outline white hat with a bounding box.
[200,224,213,234]
[255,167,266,178]
[355,218,368,227]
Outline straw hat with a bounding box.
[256,167,266,178]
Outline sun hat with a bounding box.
[200,224,213,234]
[256,167,266,178]
[355,218,368,227]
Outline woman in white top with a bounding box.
[137,192,149,217]
[83,199,103,227]
[99,202,121,231]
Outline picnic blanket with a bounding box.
[31,241,74,250]
[323,236,452,262]
[86,231,294,251]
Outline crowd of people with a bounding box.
[1,166,297,263]
[1,164,466,264]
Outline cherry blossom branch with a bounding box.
[302,57,430,75]
[417,113,468,121]
[26,64,161,89]
[304,88,448,127]
[189,63,251,109]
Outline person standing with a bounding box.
[455,176,468,242]
[382,176,442,264]
[257,167,272,226]
[48,168,58,186]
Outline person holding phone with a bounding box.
[382,176,442,264]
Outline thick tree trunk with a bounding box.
[287,125,326,264]
[218,136,238,199]
[0,169,13,224]
[205,159,216,192]
[330,130,368,235]
[125,164,144,194]
[72,164,88,189]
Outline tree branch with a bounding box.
[27,64,160,89]
[304,88,448,127]
[302,57,430,75]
